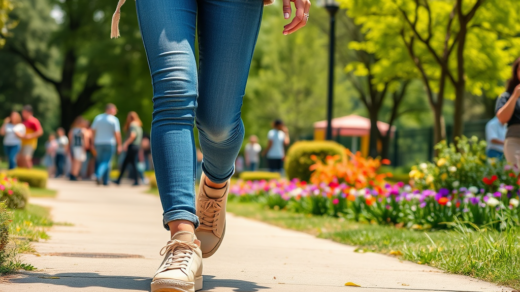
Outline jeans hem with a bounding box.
[163,210,200,231]
[201,163,234,184]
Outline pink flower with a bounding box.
[0,185,4,191]
[332,198,339,205]
[7,190,13,196]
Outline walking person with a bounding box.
[54,128,69,178]
[114,112,143,186]
[264,120,290,173]
[69,117,88,181]
[44,134,58,176]
[245,135,262,171]
[497,57,520,165]
[92,104,122,186]
[110,0,310,289]
[485,116,506,160]
[1,112,26,169]
[19,105,43,169]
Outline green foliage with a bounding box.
[0,177,28,209]
[0,0,14,48]
[0,203,10,258]
[149,175,157,189]
[239,171,280,181]
[284,141,345,182]
[6,168,47,188]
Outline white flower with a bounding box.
[349,188,356,196]
[411,205,417,211]
[404,185,412,192]
[465,192,474,198]
[486,197,500,207]
[499,188,508,195]
[357,189,366,196]
[448,166,457,172]
[313,189,320,195]
[420,163,428,170]
[469,186,479,194]
[452,181,460,188]
[510,198,519,207]
[446,201,452,207]
[289,188,303,197]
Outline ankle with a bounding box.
[168,220,195,238]
[204,177,226,189]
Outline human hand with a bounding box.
[282,0,311,35]
[117,145,123,154]
[3,117,10,123]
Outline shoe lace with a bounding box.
[198,198,223,231]
[158,240,198,274]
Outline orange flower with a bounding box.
[438,197,449,206]
[365,196,376,206]
[347,194,356,201]
[381,159,391,165]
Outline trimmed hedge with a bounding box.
[239,171,281,181]
[0,203,10,256]
[6,169,47,189]
[0,175,29,210]
[149,175,157,189]
[284,141,346,182]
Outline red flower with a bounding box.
[483,175,498,186]
[329,182,339,189]
[438,197,449,206]
[381,159,391,165]
[455,201,460,208]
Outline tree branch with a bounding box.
[7,45,59,87]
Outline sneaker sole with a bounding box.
[151,276,203,292]
[201,224,226,259]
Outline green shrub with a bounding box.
[284,141,346,182]
[0,175,29,209]
[6,169,48,189]
[239,171,280,181]
[149,175,157,189]
[0,203,10,256]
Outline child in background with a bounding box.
[44,134,58,176]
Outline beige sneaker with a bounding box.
[195,173,229,258]
[151,231,203,292]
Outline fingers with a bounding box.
[283,0,311,35]
[282,0,291,19]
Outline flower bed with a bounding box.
[230,178,520,230]
[0,173,29,209]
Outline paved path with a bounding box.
[0,179,513,292]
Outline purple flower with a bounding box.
[459,187,468,193]
[470,197,480,205]
[439,188,450,197]
[385,205,391,210]
[419,202,427,208]
[494,192,502,198]
[463,208,469,213]
[483,195,489,202]
[480,188,485,194]
[505,185,514,191]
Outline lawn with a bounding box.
[1,204,54,274]
[29,188,58,198]
[227,201,520,290]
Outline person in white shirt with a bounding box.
[486,116,507,160]
[1,112,26,169]
[264,119,290,173]
[245,135,261,171]
[54,127,69,178]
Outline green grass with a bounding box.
[1,204,54,274]
[29,188,58,198]
[228,201,520,289]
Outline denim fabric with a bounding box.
[4,145,20,169]
[486,149,504,160]
[136,0,263,229]
[95,144,116,185]
[55,153,66,177]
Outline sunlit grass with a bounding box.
[29,188,58,198]
[228,201,520,289]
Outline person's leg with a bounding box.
[116,150,132,184]
[95,145,111,184]
[196,0,263,186]
[136,0,199,233]
[5,145,16,169]
[102,145,116,185]
[127,145,140,185]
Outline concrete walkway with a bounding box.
[0,179,513,292]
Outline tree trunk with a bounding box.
[453,85,465,141]
[368,109,380,158]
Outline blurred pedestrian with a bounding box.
[92,104,122,186]
[245,135,261,171]
[54,127,69,178]
[1,112,26,169]
[114,111,143,186]
[82,121,95,179]
[264,119,290,173]
[485,116,506,160]
[69,117,88,181]
[497,57,520,165]
[44,133,58,175]
[20,105,43,168]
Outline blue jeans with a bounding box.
[487,149,504,160]
[249,162,258,171]
[4,145,20,170]
[136,0,263,229]
[95,144,116,185]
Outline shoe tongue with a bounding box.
[171,231,195,242]
[203,184,227,199]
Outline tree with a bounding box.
[0,0,14,48]
[2,0,150,130]
[341,0,520,145]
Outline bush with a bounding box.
[149,175,157,189]
[6,169,47,189]
[0,174,29,209]
[0,203,10,256]
[239,171,280,181]
[285,141,345,182]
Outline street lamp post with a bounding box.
[324,0,339,141]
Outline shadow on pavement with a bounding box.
[202,275,270,292]
[10,272,151,291]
